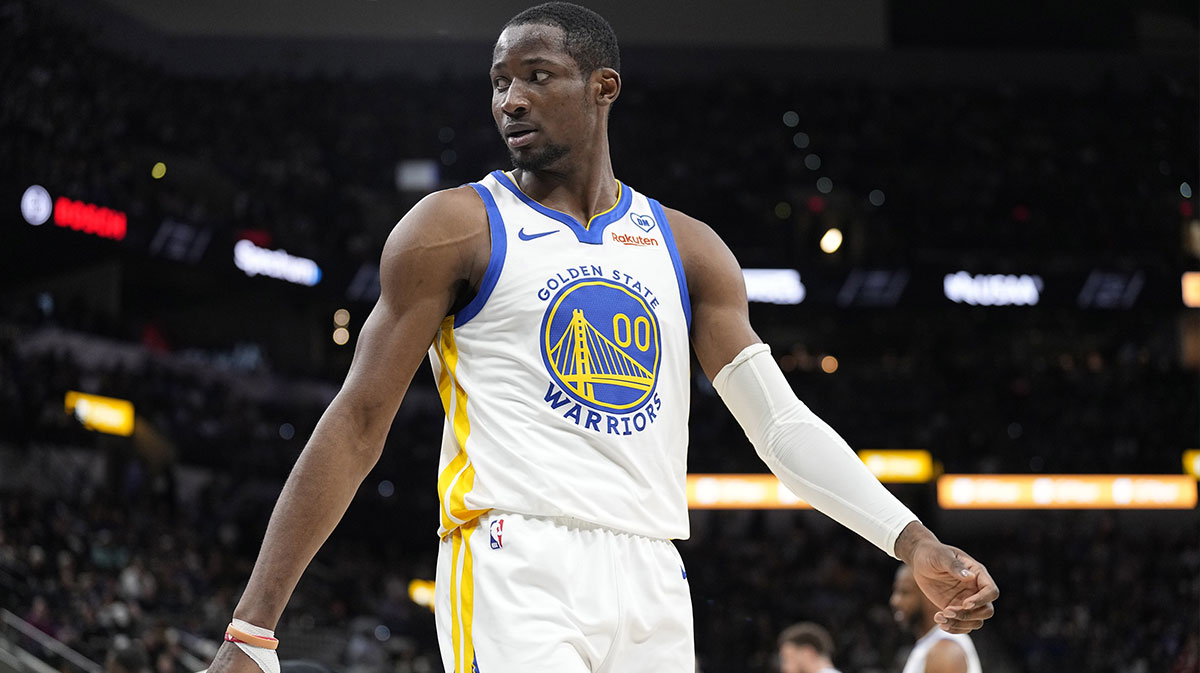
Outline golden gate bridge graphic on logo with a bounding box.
[547,308,654,407]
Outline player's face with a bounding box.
[890,566,925,632]
[490,23,595,172]
[778,642,812,673]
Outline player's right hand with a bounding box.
[910,542,999,633]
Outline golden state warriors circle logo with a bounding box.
[541,279,660,413]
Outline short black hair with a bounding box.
[778,622,835,657]
[503,2,620,76]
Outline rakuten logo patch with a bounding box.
[611,232,658,247]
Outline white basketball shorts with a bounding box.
[434,510,694,673]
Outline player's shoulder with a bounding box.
[380,185,490,277]
[384,186,487,248]
[656,204,712,238]
[400,185,487,231]
[924,637,970,673]
[654,204,737,279]
[656,204,727,257]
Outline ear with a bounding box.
[593,67,621,107]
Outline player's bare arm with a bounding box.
[668,206,998,632]
[923,639,970,673]
[206,186,489,673]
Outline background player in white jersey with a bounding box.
[204,4,999,673]
[892,565,985,673]
[778,622,843,673]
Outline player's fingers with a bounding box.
[943,601,995,622]
[960,567,1000,609]
[938,618,985,634]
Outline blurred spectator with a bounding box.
[778,622,841,673]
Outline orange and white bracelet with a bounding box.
[224,619,280,673]
[224,624,279,650]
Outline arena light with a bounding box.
[689,456,933,509]
[55,196,127,241]
[819,227,843,254]
[937,475,1197,510]
[944,271,1043,306]
[1184,450,1200,479]
[408,579,436,612]
[21,185,53,225]
[859,450,934,483]
[23,186,128,240]
[742,268,806,305]
[64,391,135,437]
[234,239,322,286]
[687,474,812,509]
[1183,272,1200,308]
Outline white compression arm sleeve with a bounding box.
[713,343,918,558]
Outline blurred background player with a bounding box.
[891,565,983,673]
[777,622,841,673]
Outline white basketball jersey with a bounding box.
[902,627,982,673]
[428,170,692,541]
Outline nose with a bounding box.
[499,81,529,118]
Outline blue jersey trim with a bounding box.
[455,183,507,328]
[492,170,631,245]
[649,198,692,329]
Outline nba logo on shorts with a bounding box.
[489,518,504,549]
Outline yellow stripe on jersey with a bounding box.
[586,180,623,228]
[434,317,489,535]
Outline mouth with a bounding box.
[505,128,537,149]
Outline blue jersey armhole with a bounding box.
[648,198,692,329]
[454,183,507,328]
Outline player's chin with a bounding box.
[510,143,569,172]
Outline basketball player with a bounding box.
[204,4,998,673]
[778,622,842,673]
[891,565,984,673]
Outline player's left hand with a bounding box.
[908,542,998,633]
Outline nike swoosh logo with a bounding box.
[518,228,558,241]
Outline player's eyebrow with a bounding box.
[491,56,561,72]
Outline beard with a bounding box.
[509,141,570,172]
[895,608,922,634]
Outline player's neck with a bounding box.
[511,147,617,223]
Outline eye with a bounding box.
[531,70,550,83]
[493,76,510,91]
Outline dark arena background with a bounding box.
[2,1,1199,672]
